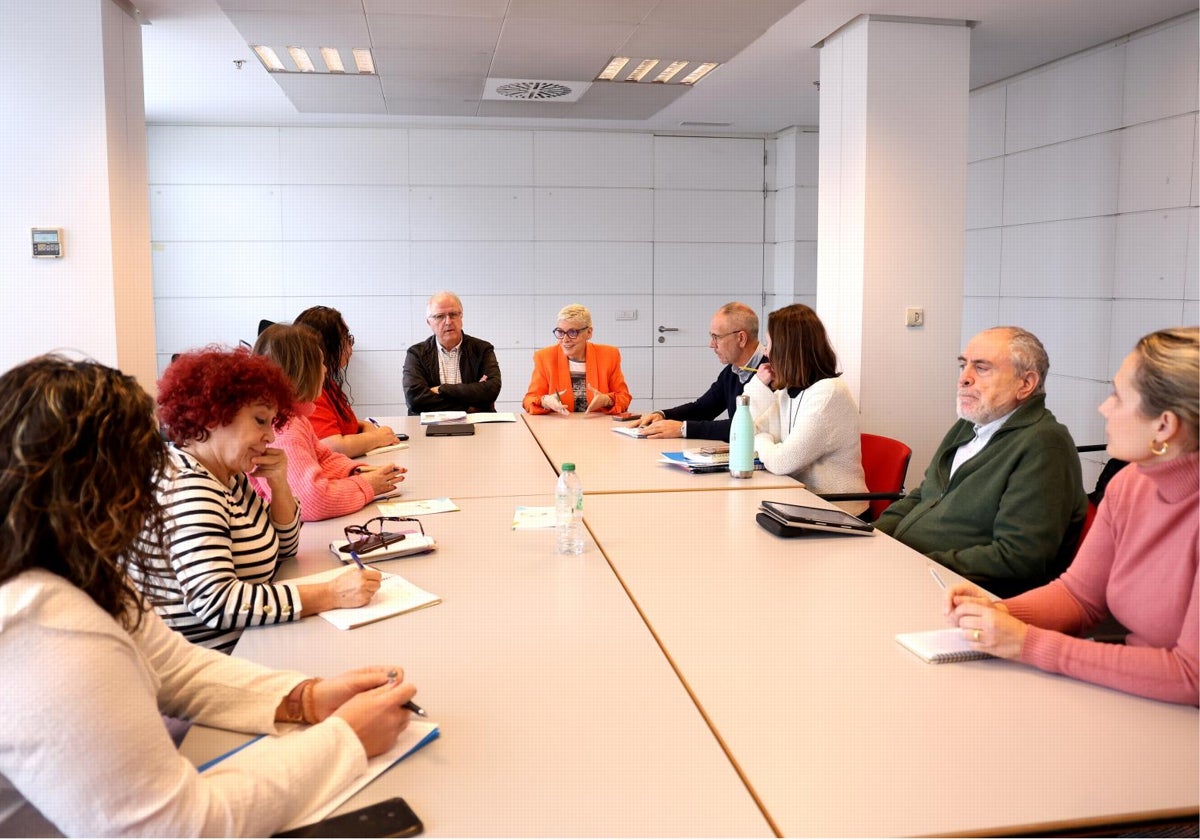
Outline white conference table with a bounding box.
[363,415,553,499]
[182,494,772,838]
[523,413,802,494]
[582,487,1200,836]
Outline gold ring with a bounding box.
[972,629,981,642]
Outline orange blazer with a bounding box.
[522,342,632,415]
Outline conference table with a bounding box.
[182,413,1199,837]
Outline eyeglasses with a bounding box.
[342,516,424,555]
[709,330,743,343]
[552,327,589,340]
[428,311,463,323]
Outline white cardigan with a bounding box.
[745,375,869,511]
[0,569,367,837]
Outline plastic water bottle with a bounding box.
[555,463,585,555]
[729,394,755,478]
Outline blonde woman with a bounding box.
[523,303,632,415]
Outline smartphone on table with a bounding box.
[273,797,423,838]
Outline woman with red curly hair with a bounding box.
[145,347,381,652]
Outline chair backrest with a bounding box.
[860,433,913,521]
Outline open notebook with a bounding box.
[287,566,441,630]
[895,628,994,663]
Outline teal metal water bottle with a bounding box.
[729,394,754,478]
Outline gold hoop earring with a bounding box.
[1150,439,1169,456]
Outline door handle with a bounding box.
[657,326,679,333]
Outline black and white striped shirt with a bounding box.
[136,447,303,653]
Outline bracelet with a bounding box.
[282,677,323,724]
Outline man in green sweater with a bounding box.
[875,327,1087,598]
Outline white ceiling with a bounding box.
[136,0,1197,135]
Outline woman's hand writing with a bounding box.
[945,583,1023,659]
[309,666,404,722]
[332,677,417,758]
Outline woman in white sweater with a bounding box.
[0,355,418,837]
[746,304,869,513]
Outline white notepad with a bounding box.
[895,628,994,663]
[318,574,442,631]
[328,534,436,562]
[364,442,410,456]
[612,425,650,438]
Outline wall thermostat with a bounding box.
[32,228,63,259]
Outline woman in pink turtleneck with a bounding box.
[946,327,1199,706]
[250,324,406,522]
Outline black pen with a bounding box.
[927,565,947,590]
[386,669,428,717]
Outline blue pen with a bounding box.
[349,549,366,570]
[367,417,381,427]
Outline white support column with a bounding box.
[0,0,156,389]
[816,15,970,474]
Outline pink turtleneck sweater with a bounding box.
[247,405,375,522]
[1004,451,1199,706]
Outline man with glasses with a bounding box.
[633,301,763,441]
[403,291,502,415]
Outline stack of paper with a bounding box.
[328,533,437,562]
[377,497,460,517]
[420,410,468,425]
[612,425,650,438]
[659,451,763,474]
[466,412,517,423]
[365,442,410,456]
[319,574,442,631]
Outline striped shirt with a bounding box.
[136,447,304,653]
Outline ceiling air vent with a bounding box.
[483,78,590,103]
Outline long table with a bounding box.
[182,412,1199,836]
[583,487,1200,836]
[523,413,802,494]
[183,494,772,837]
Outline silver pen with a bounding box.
[927,565,947,590]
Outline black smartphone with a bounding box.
[397,433,409,441]
[273,797,423,838]
[611,412,641,422]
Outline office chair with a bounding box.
[818,433,913,522]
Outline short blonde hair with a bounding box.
[557,304,591,328]
[1132,326,1199,448]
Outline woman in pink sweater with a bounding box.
[250,324,405,521]
[945,327,1198,706]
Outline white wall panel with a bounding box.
[152,241,283,298]
[1004,46,1124,155]
[968,85,1005,163]
[534,295,655,348]
[154,296,283,353]
[410,242,534,295]
[655,190,763,243]
[289,294,423,352]
[998,297,1112,380]
[1002,132,1120,226]
[282,241,410,297]
[535,188,652,241]
[794,131,819,188]
[769,241,816,299]
[1123,18,1200,127]
[342,350,410,409]
[147,126,279,184]
[965,158,1003,230]
[280,127,407,185]
[1108,299,1189,373]
[1186,207,1200,300]
[618,346,654,407]
[651,294,755,348]
[769,132,794,191]
[1044,374,1109,448]
[281,185,409,241]
[961,296,999,346]
[410,187,533,240]
[1114,209,1190,299]
[494,347,537,406]
[443,294,539,351]
[1193,114,1199,206]
[1000,216,1116,298]
[655,242,763,296]
[1183,299,1199,323]
[769,188,790,244]
[795,186,818,240]
[963,228,1001,296]
[534,242,652,295]
[1117,114,1195,214]
[653,136,764,190]
[534,131,653,188]
[793,241,818,297]
[150,185,282,241]
[409,129,532,186]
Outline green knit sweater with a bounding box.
[875,395,1087,597]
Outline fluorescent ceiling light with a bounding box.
[653,60,689,83]
[353,48,375,75]
[625,59,659,82]
[287,46,315,73]
[596,56,630,81]
[320,47,345,73]
[680,62,720,85]
[252,45,284,72]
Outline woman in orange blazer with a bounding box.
[523,304,633,415]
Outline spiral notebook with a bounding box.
[895,628,994,663]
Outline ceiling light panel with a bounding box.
[250,45,376,74]
[594,56,721,85]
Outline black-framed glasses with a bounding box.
[552,327,588,340]
[342,516,424,554]
[709,330,742,343]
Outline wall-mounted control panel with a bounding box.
[32,228,63,259]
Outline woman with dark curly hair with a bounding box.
[148,346,380,652]
[294,305,400,457]
[251,323,405,520]
[0,355,418,836]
